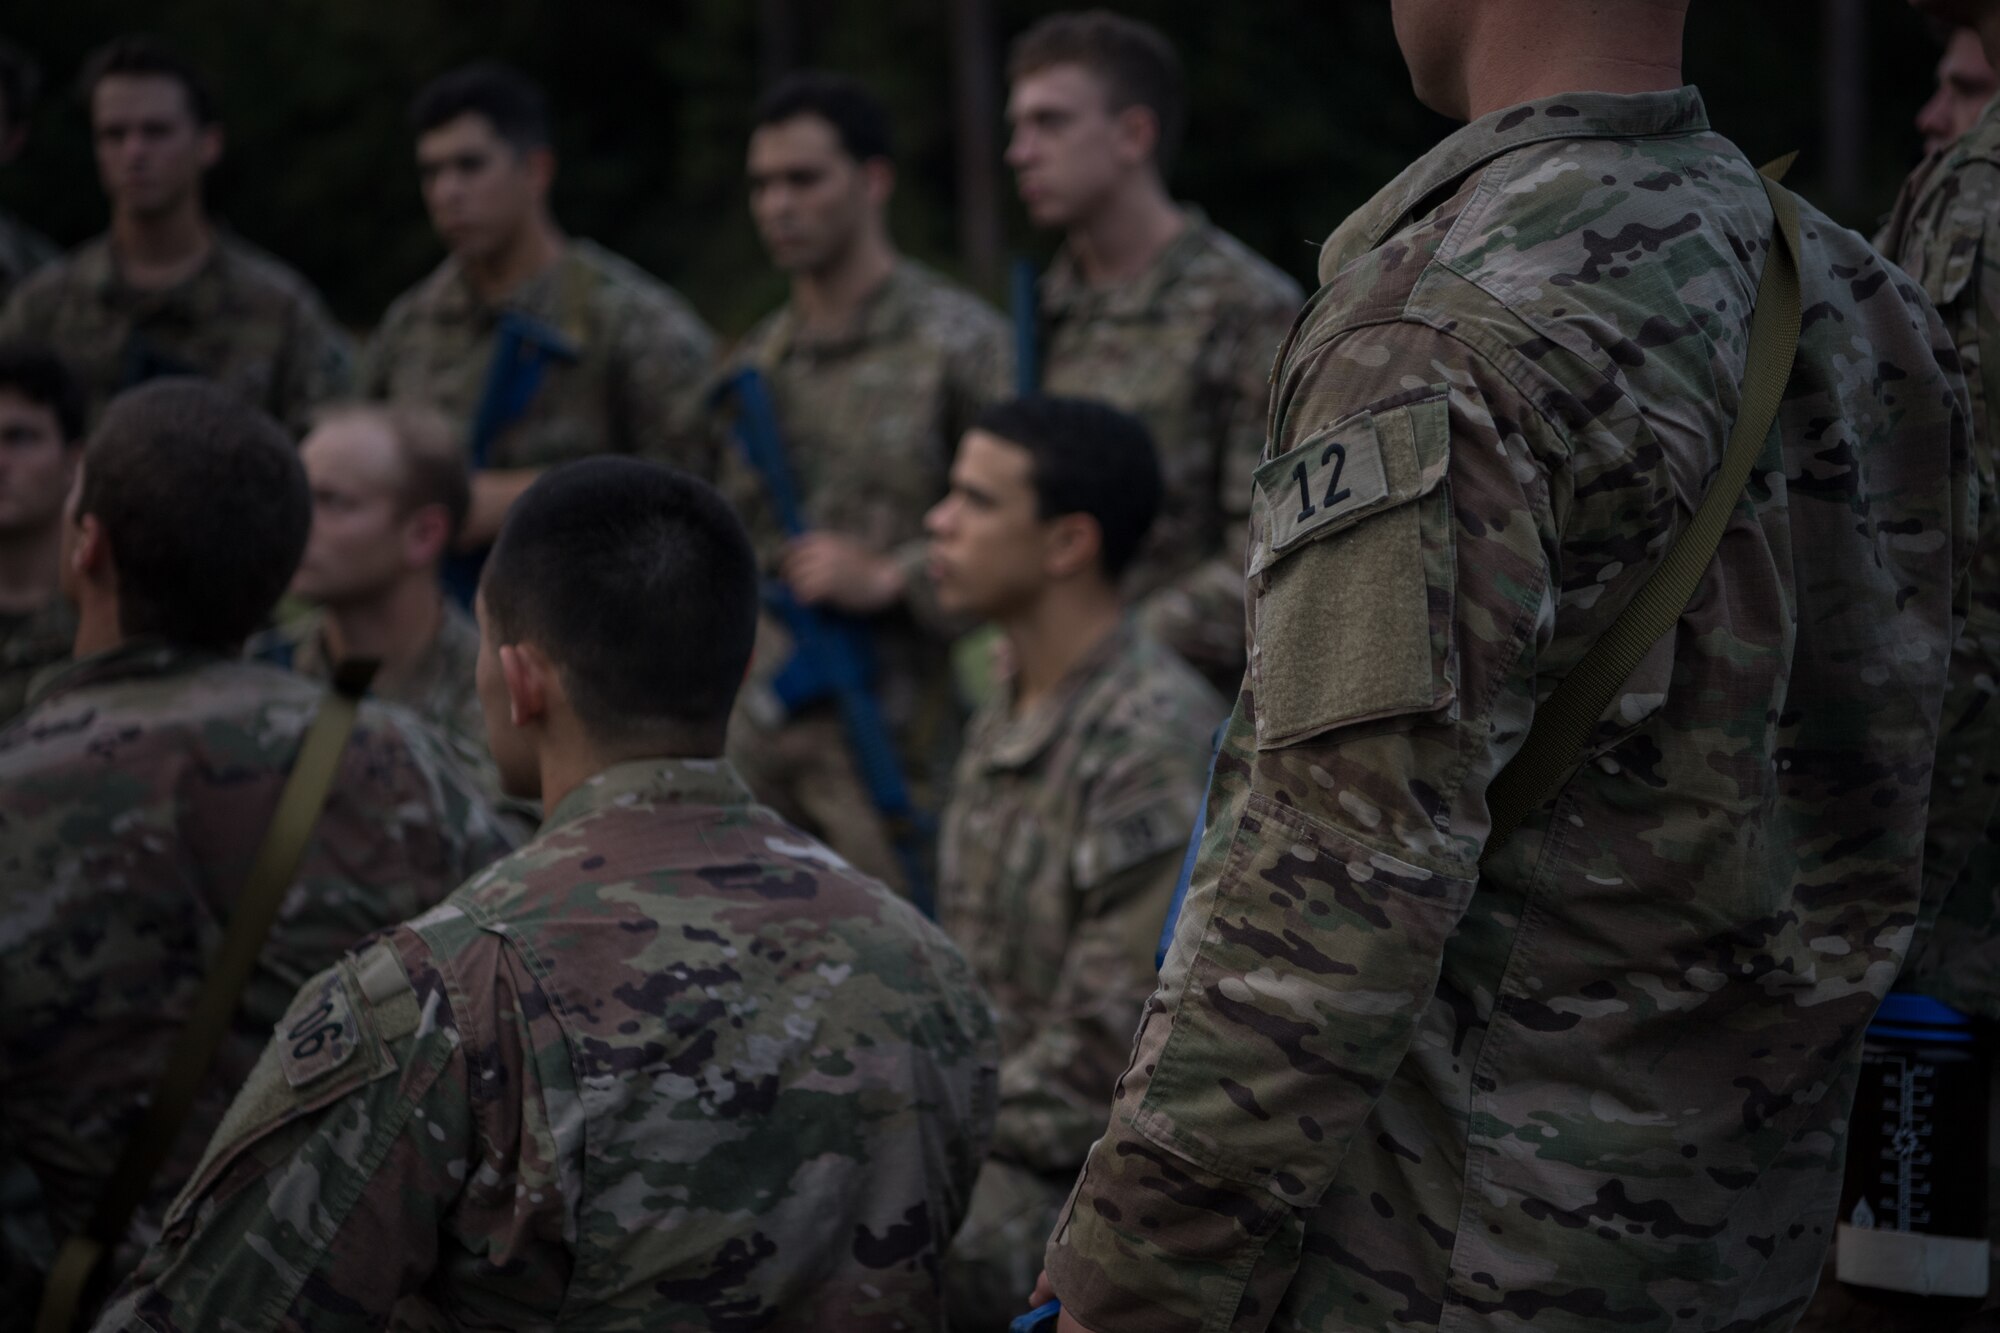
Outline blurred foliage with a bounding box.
[0,2,1940,338]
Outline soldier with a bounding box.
[362,62,715,597]
[1796,3,2000,1327]
[0,40,59,306]
[0,381,514,1304]
[1918,25,1999,156]
[1032,1,1972,1329]
[0,36,351,434]
[1006,10,1300,694]
[722,71,1010,888]
[924,395,1222,1328]
[247,401,528,827]
[0,342,80,723]
[96,457,1000,1331]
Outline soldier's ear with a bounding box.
[498,641,550,729]
[1112,103,1160,170]
[197,123,223,173]
[861,157,895,210]
[403,502,452,569]
[525,146,557,197]
[1043,511,1102,582]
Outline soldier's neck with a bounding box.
[1064,175,1183,290]
[321,577,444,685]
[1450,9,1685,122]
[110,202,212,292]
[462,214,565,306]
[0,521,61,617]
[1003,582,1123,716]
[792,232,898,339]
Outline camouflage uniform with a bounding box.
[0,209,58,308]
[360,239,716,476]
[0,595,71,725]
[97,756,1000,1332]
[938,621,1222,1328]
[243,600,532,831]
[1043,88,1973,1333]
[720,259,1011,888]
[0,232,353,435]
[0,641,515,1294]
[1037,209,1300,691]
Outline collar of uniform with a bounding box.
[428,243,579,325]
[1039,205,1212,320]
[1318,86,1711,282]
[767,258,925,362]
[540,755,755,834]
[29,635,216,708]
[973,618,1135,772]
[82,229,238,307]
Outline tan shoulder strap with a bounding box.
[36,660,379,1333]
[1481,167,1804,863]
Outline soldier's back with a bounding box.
[1045,88,1971,1332]
[364,238,716,474]
[0,232,352,434]
[0,642,514,1273]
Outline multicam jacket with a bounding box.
[1037,210,1301,690]
[1045,87,1973,1333]
[98,757,999,1332]
[0,641,515,1293]
[360,238,716,476]
[0,231,353,435]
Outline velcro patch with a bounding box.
[1251,413,1391,567]
[278,966,362,1088]
[1075,799,1193,888]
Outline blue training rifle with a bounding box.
[711,366,935,916]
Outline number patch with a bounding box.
[1253,415,1392,566]
[278,967,362,1088]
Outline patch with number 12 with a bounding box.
[1255,414,1392,560]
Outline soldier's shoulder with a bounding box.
[896,259,1008,340]
[1091,631,1227,745]
[1179,220,1305,313]
[243,610,323,668]
[369,257,460,335]
[2,236,106,313]
[567,239,711,332]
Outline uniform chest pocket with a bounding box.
[1247,391,1457,749]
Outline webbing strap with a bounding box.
[1481,168,1803,863]
[36,660,379,1333]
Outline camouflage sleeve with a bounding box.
[274,293,356,437]
[612,292,719,481]
[0,269,51,342]
[1043,320,1559,1332]
[95,923,566,1332]
[990,747,1203,1173]
[354,299,408,400]
[1133,292,1296,683]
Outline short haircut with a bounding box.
[482,458,757,745]
[0,342,84,444]
[80,380,308,650]
[0,39,39,129]
[972,394,1161,580]
[752,71,894,165]
[410,62,551,153]
[1008,10,1187,174]
[311,401,470,545]
[78,35,216,126]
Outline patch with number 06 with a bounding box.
[1253,414,1392,563]
[278,965,361,1088]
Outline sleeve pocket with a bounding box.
[1247,390,1457,749]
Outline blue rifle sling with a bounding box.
[442,308,579,607]
[1158,721,1227,969]
[1011,257,1040,398]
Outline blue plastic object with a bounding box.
[1011,257,1041,398]
[1158,722,1228,968]
[1868,990,1977,1044]
[710,367,935,916]
[1010,1298,1062,1333]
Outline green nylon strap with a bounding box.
[1481,168,1803,864]
[35,659,379,1333]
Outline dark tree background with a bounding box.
[0,3,1942,337]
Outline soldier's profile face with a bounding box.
[90,74,217,219]
[1918,28,1998,155]
[416,113,541,261]
[290,416,412,606]
[0,389,76,539]
[747,114,871,275]
[1006,63,1130,229]
[925,430,1052,618]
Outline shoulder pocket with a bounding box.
[1248,390,1456,749]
